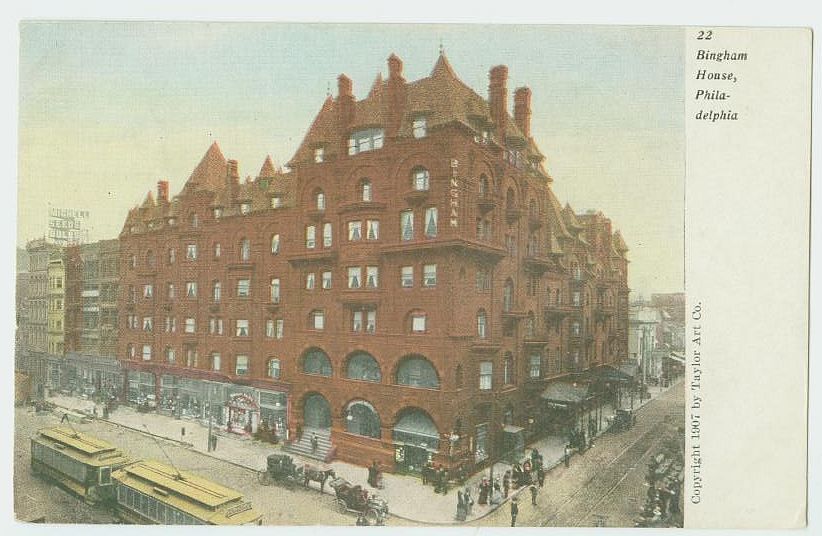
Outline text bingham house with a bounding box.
[117,52,629,473]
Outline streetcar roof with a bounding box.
[113,460,261,525]
[38,427,117,455]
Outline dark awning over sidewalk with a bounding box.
[540,382,591,406]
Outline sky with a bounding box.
[17,22,684,297]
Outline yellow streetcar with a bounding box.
[111,460,263,525]
[30,426,131,504]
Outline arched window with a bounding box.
[396,355,440,389]
[392,408,440,450]
[302,348,332,376]
[240,238,251,261]
[315,190,326,211]
[267,358,281,379]
[477,309,487,338]
[345,400,381,438]
[360,179,373,202]
[503,279,514,312]
[506,187,516,209]
[412,167,430,191]
[346,352,381,382]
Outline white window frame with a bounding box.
[268,358,281,379]
[211,353,221,371]
[236,319,250,337]
[412,116,427,138]
[312,310,325,330]
[235,355,249,375]
[323,223,333,247]
[305,225,316,249]
[184,317,196,334]
[186,244,197,260]
[411,313,427,333]
[185,281,197,298]
[401,210,414,241]
[479,361,493,390]
[401,266,414,288]
[271,234,280,254]
[322,271,332,290]
[269,278,280,303]
[423,264,437,287]
[142,345,152,361]
[306,272,316,290]
[366,219,379,240]
[424,207,438,238]
[366,266,379,289]
[348,267,362,289]
[348,221,362,241]
[237,279,251,298]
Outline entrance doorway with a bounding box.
[303,393,331,430]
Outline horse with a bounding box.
[303,464,336,493]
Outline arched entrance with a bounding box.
[303,392,332,430]
[345,400,381,438]
[392,407,440,474]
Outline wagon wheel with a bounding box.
[257,471,272,486]
[336,499,348,514]
[365,509,379,525]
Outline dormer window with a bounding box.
[412,116,427,138]
[240,202,251,215]
[348,128,384,156]
[314,147,325,163]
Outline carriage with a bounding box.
[329,477,389,525]
[257,454,335,492]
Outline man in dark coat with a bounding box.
[537,466,546,488]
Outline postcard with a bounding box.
[10,21,811,532]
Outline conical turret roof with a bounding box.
[258,155,276,178]
[185,141,227,192]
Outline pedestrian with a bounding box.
[478,478,489,505]
[368,461,378,487]
[503,470,511,497]
[530,484,538,505]
[356,513,369,526]
[441,467,449,495]
[564,444,571,467]
[311,432,319,453]
[510,497,519,527]
[464,487,474,516]
[456,490,466,521]
[60,412,69,424]
[537,466,545,488]
[422,460,431,485]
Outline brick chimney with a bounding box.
[157,180,169,203]
[489,65,508,142]
[514,87,532,138]
[386,53,407,138]
[337,74,355,132]
[227,160,239,184]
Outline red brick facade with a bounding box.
[117,53,629,472]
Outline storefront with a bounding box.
[540,381,592,436]
[392,409,440,474]
[227,392,259,435]
[127,371,156,407]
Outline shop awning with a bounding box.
[540,382,591,405]
[393,410,439,439]
[503,424,525,434]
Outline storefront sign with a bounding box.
[228,392,258,410]
[449,158,459,227]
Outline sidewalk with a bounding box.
[45,380,679,525]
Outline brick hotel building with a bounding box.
[117,53,629,473]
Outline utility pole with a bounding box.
[207,384,213,452]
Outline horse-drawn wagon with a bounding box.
[257,454,335,492]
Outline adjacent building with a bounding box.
[117,53,630,472]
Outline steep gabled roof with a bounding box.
[184,141,227,192]
[562,203,584,231]
[258,155,276,178]
[613,231,629,253]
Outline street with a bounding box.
[14,406,354,525]
[472,380,684,527]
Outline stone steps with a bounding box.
[284,428,333,462]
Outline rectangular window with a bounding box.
[237,279,251,298]
[401,210,414,241]
[423,264,437,287]
[529,354,541,379]
[214,243,221,258]
[348,128,384,155]
[142,317,153,331]
[323,223,333,247]
[412,117,427,138]
[479,361,493,390]
[167,283,175,299]
[212,353,221,371]
[266,319,274,338]
[240,202,251,215]
[476,268,491,290]
[236,319,249,337]
[424,207,438,238]
[366,266,379,289]
[235,355,249,375]
[271,234,280,254]
[305,225,316,249]
[143,284,153,298]
[313,310,325,330]
[348,221,362,241]
[212,281,221,302]
[412,314,427,333]
[270,278,280,303]
[366,220,379,240]
[366,310,376,333]
[322,271,332,289]
[186,244,197,260]
[401,266,414,288]
[185,282,197,298]
[352,311,362,333]
[271,196,283,209]
[314,147,325,163]
[573,291,581,307]
[213,207,222,220]
[184,318,195,334]
[348,267,362,289]
[305,272,316,290]
[275,318,284,339]
[142,345,152,361]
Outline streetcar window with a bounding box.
[99,466,111,485]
